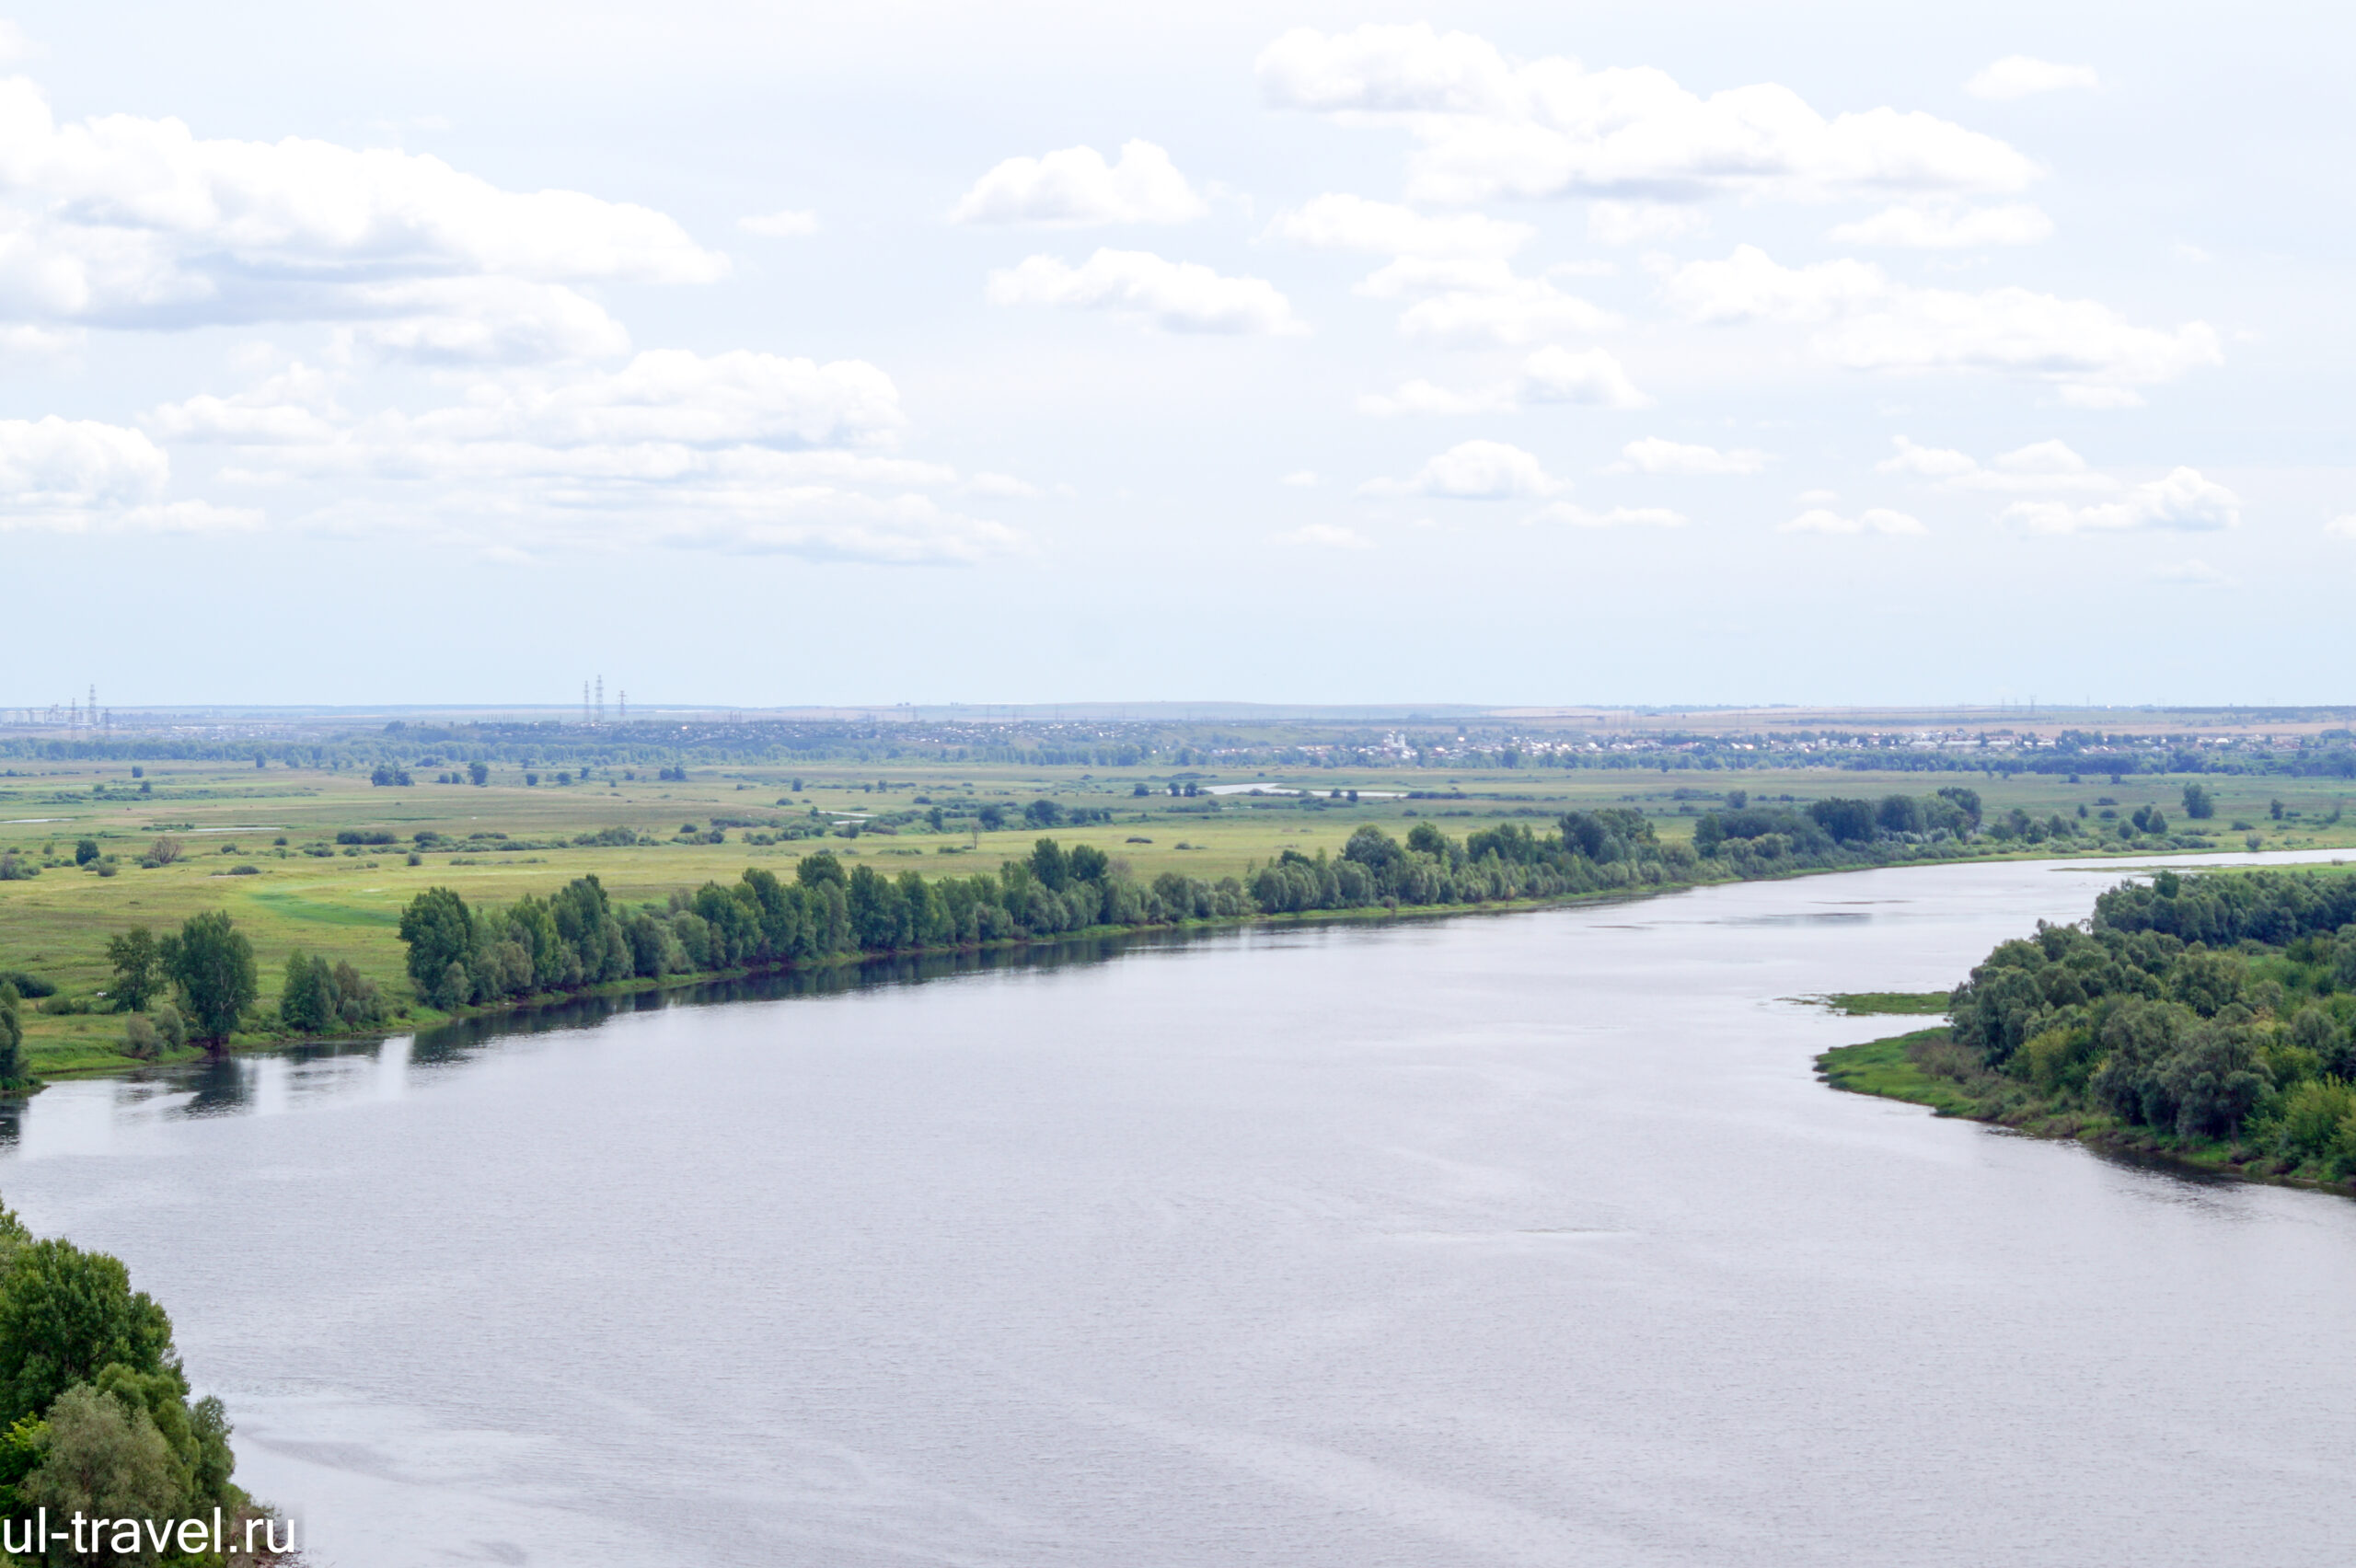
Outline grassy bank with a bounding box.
[1817,1026,2356,1197]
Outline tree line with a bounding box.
[1942,867,2356,1173]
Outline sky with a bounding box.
[1,0,2350,709]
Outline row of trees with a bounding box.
[1946,869,2356,1170]
[395,809,1998,1016]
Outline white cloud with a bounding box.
[739,209,819,237]
[1392,271,1615,347]
[1278,469,1320,487]
[1966,57,2101,100]
[2327,514,2356,538]
[964,471,1042,500]
[1877,435,1980,478]
[1522,345,1650,408]
[1781,507,1926,535]
[2149,558,2226,584]
[1360,439,1565,499]
[1357,377,1519,417]
[949,141,1207,226]
[1665,245,2222,399]
[986,248,1305,335]
[1265,193,1530,259]
[1258,23,2038,205]
[0,414,257,533]
[1877,434,2121,494]
[1280,522,1372,548]
[1525,502,1685,528]
[1829,202,2052,248]
[145,348,1021,563]
[2002,467,2241,533]
[1360,346,1648,417]
[1613,436,1769,475]
[1588,202,1708,247]
[0,75,724,363]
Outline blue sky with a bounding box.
[2,1,2347,708]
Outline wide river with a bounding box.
[1,853,2350,1566]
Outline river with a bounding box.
[1,853,2350,1566]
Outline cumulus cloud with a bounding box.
[1877,434,2121,493]
[1829,202,2052,248]
[2149,558,2226,584]
[1265,193,1531,259]
[1257,23,2038,205]
[2327,514,2356,538]
[1525,501,1684,528]
[146,348,1024,562]
[0,414,256,532]
[739,209,819,237]
[1354,258,1614,347]
[2002,467,2241,533]
[1966,57,2101,100]
[1278,469,1320,487]
[1280,522,1373,548]
[1359,345,1649,417]
[1588,202,1708,247]
[1664,245,2221,399]
[0,75,724,362]
[1360,439,1565,499]
[950,141,1207,226]
[986,248,1304,334]
[1613,435,1768,475]
[1781,507,1926,535]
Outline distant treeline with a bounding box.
[390,790,2039,1013]
[6,718,2356,780]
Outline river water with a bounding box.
[0,854,2350,1567]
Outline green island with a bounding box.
[1819,866,2356,1193]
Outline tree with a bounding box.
[2270,798,2285,821]
[1807,798,1878,846]
[397,888,475,1008]
[15,1382,182,1539]
[159,912,258,1046]
[73,839,98,867]
[146,836,183,867]
[0,1239,175,1427]
[278,952,335,1033]
[2181,782,2216,820]
[104,928,163,1012]
[468,761,490,786]
[1023,798,1062,828]
[0,984,20,1086]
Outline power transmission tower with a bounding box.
[595,676,605,724]
[583,680,591,726]
[619,690,627,721]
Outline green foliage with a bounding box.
[1940,868,2356,1159]
[159,911,258,1045]
[0,1238,173,1428]
[2182,781,2216,819]
[72,839,98,867]
[0,986,19,1087]
[104,927,163,1013]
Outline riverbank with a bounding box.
[1817,1027,2356,1199]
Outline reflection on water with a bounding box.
[0,926,1230,1150]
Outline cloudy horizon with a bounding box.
[0,3,2340,707]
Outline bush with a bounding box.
[147,837,182,866]
[121,1015,160,1059]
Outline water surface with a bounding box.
[3,855,2350,1567]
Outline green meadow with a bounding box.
[5,752,2354,1077]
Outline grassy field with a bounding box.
[6,754,2355,1077]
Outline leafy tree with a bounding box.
[72,840,98,868]
[103,928,162,1013]
[1806,798,1878,845]
[2270,797,2285,821]
[14,1382,181,1538]
[468,761,490,786]
[278,952,335,1033]
[2181,782,2216,820]
[146,836,183,866]
[159,912,258,1046]
[0,1239,174,1427]
[0,985,20,1086]
[397,888,476,1008]
[1023,799,1063,828]
[1029,838,1069,891]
